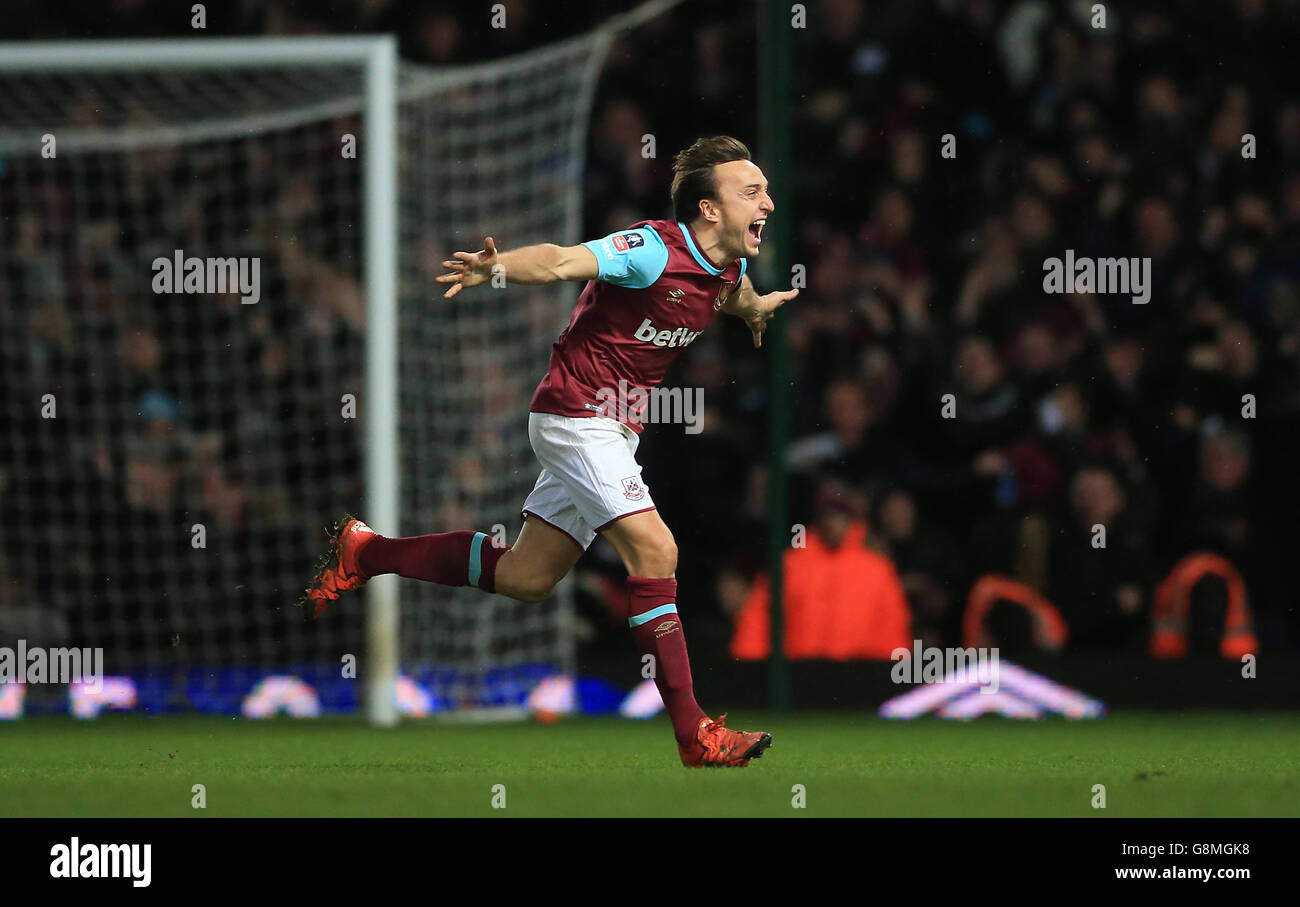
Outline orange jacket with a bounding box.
[961,574,1069,651]
[1150,552,1258,659]
[731,522,912,660]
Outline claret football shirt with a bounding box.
[529,219,747,432]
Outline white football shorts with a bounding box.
[521,412,656,550]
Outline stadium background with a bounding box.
[2,0,1299,716]
[0,0,1298,828]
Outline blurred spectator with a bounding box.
[869,483,966,648]
[1047,464,1154,653]
[730,482,912,660]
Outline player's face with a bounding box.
[710,160,773,259]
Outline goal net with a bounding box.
[0,2,678,718]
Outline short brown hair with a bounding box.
[671,136,752,223]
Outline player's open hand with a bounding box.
[437,236,499,298]
[749,288,799,348]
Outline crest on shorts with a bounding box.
[621,476,646,501]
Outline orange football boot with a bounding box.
[678,713,772,767]
[299,516,376,619]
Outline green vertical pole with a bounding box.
[758,0,791,713]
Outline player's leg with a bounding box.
[361,516,581,602]
[598,508,676,578]
[492,516,583,603]
[354,526,509,592]
[301,505,582,618]
[302,418,599,618]
[300,516,511,618]
[598,509,701,742]
[311,510,581,601]
[524,412,769,764]
[601,510,771,766]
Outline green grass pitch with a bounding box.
[1,712,1297,817]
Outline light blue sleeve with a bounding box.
[733,257,748,292]
[581,226,669,289]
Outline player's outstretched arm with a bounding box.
[721,274,799,348]
[437,237,598,297]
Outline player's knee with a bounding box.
[634,534,677,577]
[513,575,559,603]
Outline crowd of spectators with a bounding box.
[590,0,1300,658]
[3,0,1299,663]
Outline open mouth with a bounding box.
[749,218,766,245]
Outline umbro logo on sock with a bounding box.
[654,620,679,638]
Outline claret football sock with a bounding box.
[358,530,508,593]
[627,576,707,747]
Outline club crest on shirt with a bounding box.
[621,476,646,501]
[713,282,731,311]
